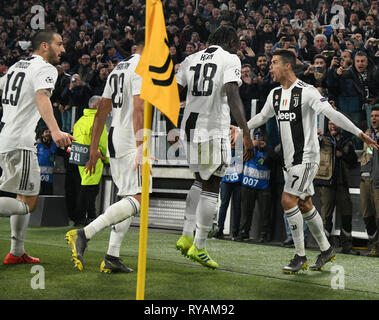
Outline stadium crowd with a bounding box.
[1,0,379,255]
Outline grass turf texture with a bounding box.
[0,218,378,300]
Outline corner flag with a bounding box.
[135,0,180,126]
[135,0,180,301]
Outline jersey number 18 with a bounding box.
[190,63,217,96]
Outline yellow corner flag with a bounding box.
[135,0,180,126]
[135,0,180,301]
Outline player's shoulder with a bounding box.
[12,55,57,83]
[112,54,139,73]
[294,79,311,88]
[268,85,283,97]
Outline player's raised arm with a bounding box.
[247,92,275,130]
[35,88,74,147]
[310,88,379,150]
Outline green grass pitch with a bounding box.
[0,217,378,300]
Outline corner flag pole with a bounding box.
[136,0,152,300]
[136,100,152,301]
[135,0,180,299]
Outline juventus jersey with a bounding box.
[0,55,57,153]
[176,45,242,143]
[258,79,340,169]
[102,54,142,158]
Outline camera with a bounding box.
[322,50,335,58]
[71,77,77,83]
[314,66,324,73]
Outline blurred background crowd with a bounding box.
[1,0,379,250]
[1,0,379,136]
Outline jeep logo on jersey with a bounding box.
[277,111,297,122]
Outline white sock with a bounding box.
[183,181,202,237]
[193,191,218,249]
[106,218,132,258]
[84,196,140,240]
[0,197,29,216]
[10,213,30,256]
[285,206,305,256]
[303,207,330,251]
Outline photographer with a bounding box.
[89,66,109,96]
[301,54,328,90]
[61,74,92,131]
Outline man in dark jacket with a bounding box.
[314,120,358,254]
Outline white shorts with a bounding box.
[0,149,40,196]
[110,152,152,197]
[186,138,231,181]
[283,162,319,200]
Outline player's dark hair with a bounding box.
[31,30,57,50]
[272,49,296,70]
[208,25,238,49]
[371,106,379,113]
[134,28,145,47]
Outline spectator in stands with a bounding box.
[330,51,379,136]
[51,65,71,130]
[117,26,135,58]
[238,64,258,125]
[78,54,93,84]
[184,42,196,58]
[89,66,109,96]
[314,120,358,254]
[237,39,255,66]
[360,106,379,257]
[105,42,123,65]
[301,54,328,90]
[61,61,72,75]
[61,73,92,127]
[262,40,273,61]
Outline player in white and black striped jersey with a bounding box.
[175,26,254,269]
[247,49,378,273]
[0,30,73,264]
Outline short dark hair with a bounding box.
[31,30,57,50]
[134,28,145,47]
[272,49,296,70]
[313,54,327,64]
[208,25,238,47]
[355,50,368,59]
[241,63,252,71]
[371,106,379,113]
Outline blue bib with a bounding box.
[222,150,243,183]
[241,148,270,190]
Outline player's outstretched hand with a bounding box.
[85,150,105,176]
[359,132,379,150]
[243,134,254,162]
[52,130,75,148]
